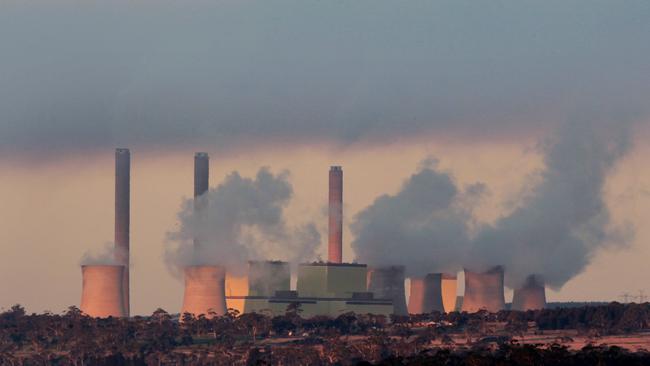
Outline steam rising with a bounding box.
[80,242,126,266]
[165,168,320,277]
[352,121,634,289]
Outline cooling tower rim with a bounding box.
[184,264,226,270]
[330,166,343,171]
[442,273,457,280]
[115,148,130,154]
[463,265,504,274]
[299,262,366,268]
[81,264,126,269]
[248,260,289,265]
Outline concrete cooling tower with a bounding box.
[408,273,444,314]
[248,261,291,296]
[441,274,458,313]
[367,266,408,316]
[80,265,126,318]
[461,266,506,313]
[512,275,546,311]
[181,266,227,318]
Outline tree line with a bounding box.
[1,302,649,365]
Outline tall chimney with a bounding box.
[80,265,126,318]
[328,166,343,263]
[461,266,506,313]
[512,275,546,311]
[114,148,130,316]
[194,152,210,199]
[181,265,227,318]
[193,152,209,250]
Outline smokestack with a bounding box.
[512,275,546,311]
[408,273,444,314]
[114,148,130,316]
[441,274,458,313]
[367,266,408,315]
[328,166,343,263]
[462,266,505,313]
[194,152,209,199]
[193,152,209,250]
[80,265,126,318]
[181,266,227,318]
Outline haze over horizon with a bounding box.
[1,0,649,314]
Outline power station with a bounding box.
[80,149,547,318]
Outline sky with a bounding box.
[0,0,649,314]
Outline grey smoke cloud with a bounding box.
[1,0,649,155]
[165,168,320,277]
[351,160,481,277]
[352,121,634,289]
[470,120,634,289]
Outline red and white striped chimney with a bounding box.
[328,166,343,263]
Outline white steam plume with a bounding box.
[165,168,321,278]
[80,242,127,266]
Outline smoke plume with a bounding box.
[470,121,634,289]
[165,168,320,277]
[351,160,482,277]
[352,121,634,288]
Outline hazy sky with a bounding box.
[1,1,649,314]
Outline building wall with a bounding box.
[297,263,367,298]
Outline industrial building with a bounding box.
[224,166,394,318]
[79,149,544,318]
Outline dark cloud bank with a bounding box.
[1,0,649,155]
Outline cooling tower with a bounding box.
[114,148,130,316]
[181,266,227,318]
[408,273,444,314]
[328,166,343,263]
[461,266,506,313]
[80,265,126,318]
[248,261,291,296]
[441,274,458,313]
[367,266,408,316]
[512,275,546,311]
